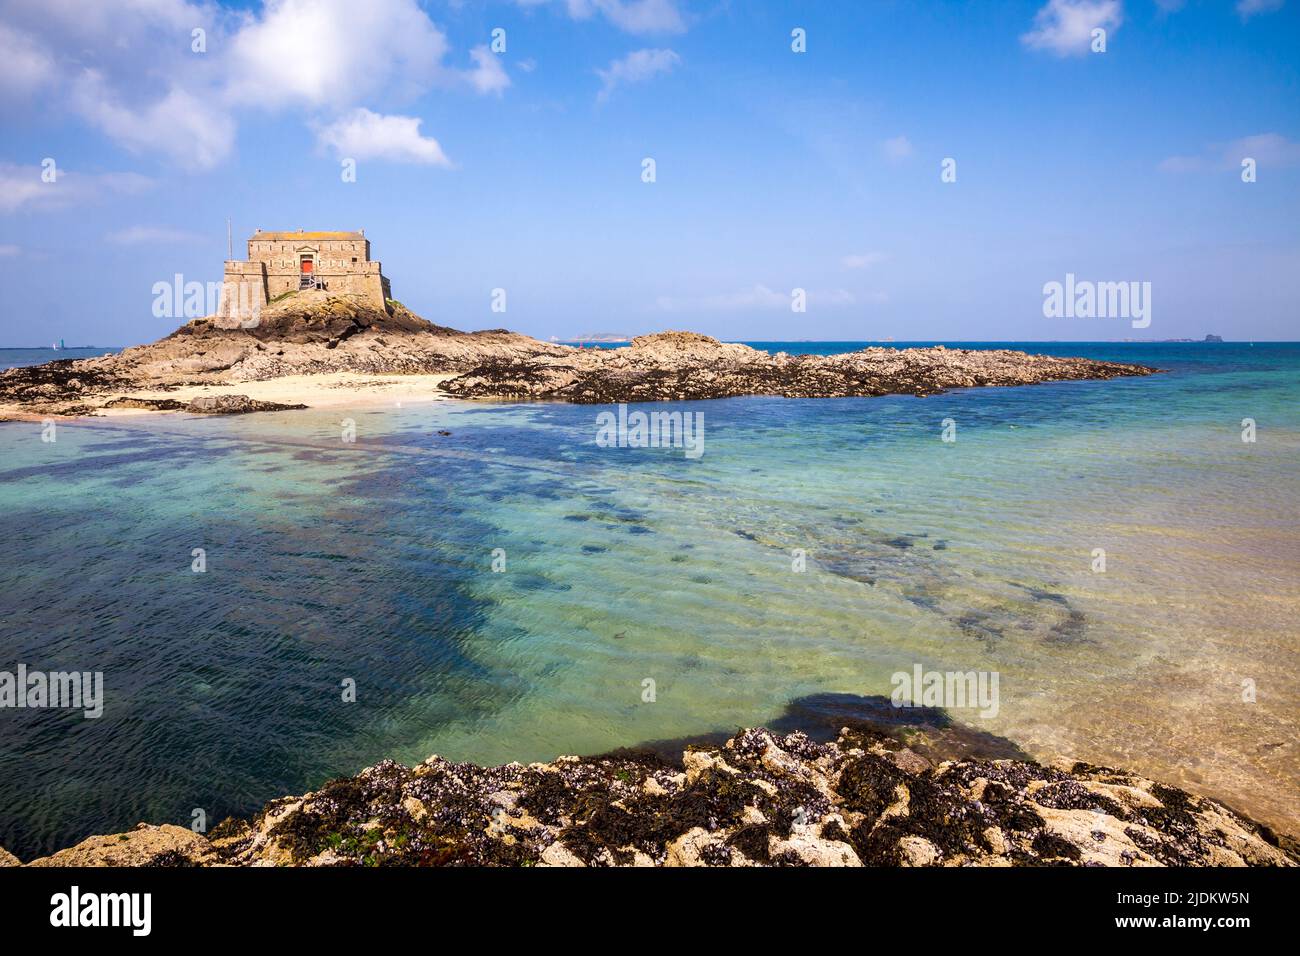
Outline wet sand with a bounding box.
[0,372,458,420]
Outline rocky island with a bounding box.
[0,291,1156,418]
[4,719,1293,867]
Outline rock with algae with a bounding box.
[6,728,1293,868]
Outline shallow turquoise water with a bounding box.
[1,342,1297,856]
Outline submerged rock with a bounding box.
[12,727,1294,867]
[185,394,306,414]
[102,394,306,414]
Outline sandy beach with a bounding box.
[0,372,458,421]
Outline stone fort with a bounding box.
[221,229,391,316]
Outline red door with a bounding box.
[300,258,313,273]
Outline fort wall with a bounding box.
[219,229,390,319]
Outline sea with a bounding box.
[0,341,1296,857]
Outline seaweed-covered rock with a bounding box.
[440,333,1157,403]
[13,728,1294,867]
[186,394,306,414]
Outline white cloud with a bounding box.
[467,45,511,96]
[0,21,55,96]
[1,0,222,105]
[519,0,686,35]
[315,108,451,165]
[0,0,235,169]
[11,0,199,36]
[583,0,686,34]
[596,48,680,101]
[1236,0,1285,18]
[1159,132,1300,173]
[1,0,498,173]
[1231,132,1300,165]
[655,284,857,312]
[225,0,449,108]
[0,244,20,257]
[882,135,913,163]
[1021,0,1122,57]
[0,163,152,214]
[72,71,237,171]
[842,252,885,269]
[107,225,207,245]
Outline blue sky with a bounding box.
[1,0,1297,346]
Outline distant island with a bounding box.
[559,332,633,344]
[1123,334,1224,343]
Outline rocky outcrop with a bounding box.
[8,727,1293,867]
[143,294,560,380]
[440,331,1156,403]
[0,357,134,409]
[21,824,219,868]
[0,294,1156,416]
[0,291,568,416]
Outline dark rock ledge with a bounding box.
[103,395,307,414]
[7,726,1293,867]
[439,331,1158,404]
